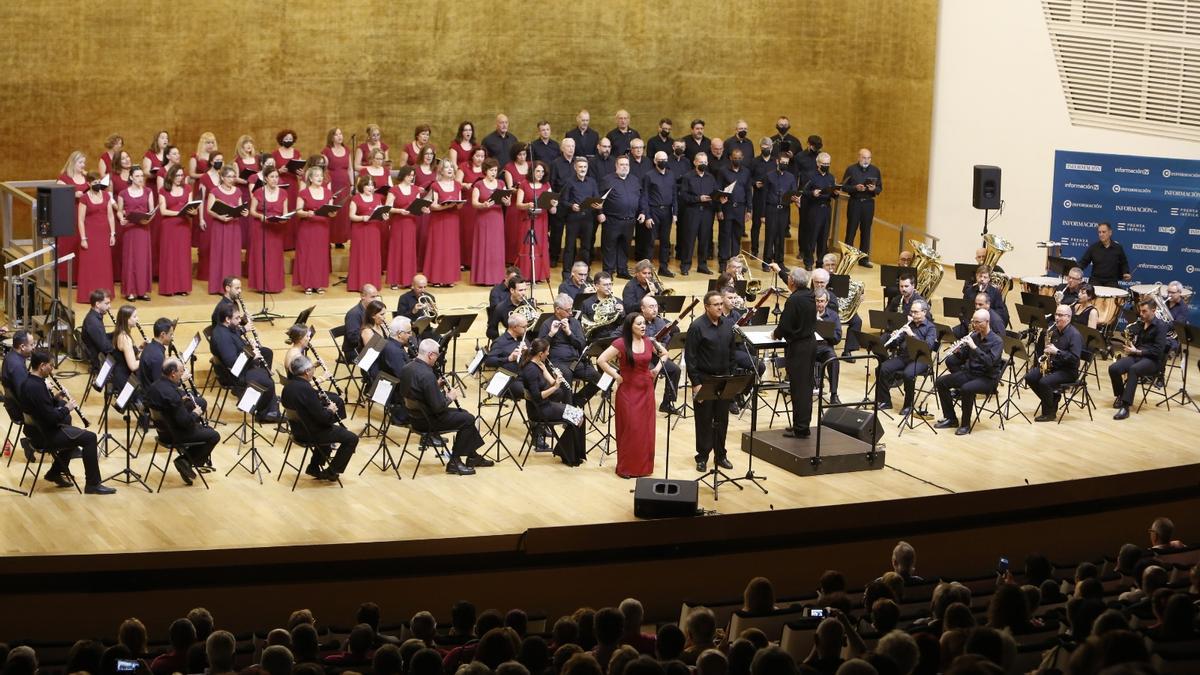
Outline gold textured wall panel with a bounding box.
[0,1,936,263]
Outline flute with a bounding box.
[939,333,977,363]
[48,373,90,428]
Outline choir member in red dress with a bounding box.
[187,132,217,181]
[359,147,394,264]
[347,175,386,292]
[141,130,169,186]
[75,172,116,304]
[386,166,429,290]
[294,166,334,295]
[99,133,123,177]
[116,166,154,301]
[322,127,352,247]
[515,161,554,282]
[192,151,224,282]
[272,130,300,251]
[234,136,259,249]
[469,159,509,286]
[109,150,133,281]
[425,159,463,288]
[151,144,183,278]
[404,124,433,166]
[205,167,247,294]
[156,145,182,190]
[158,165,197,296]
[448,121,477,167]
[56,151,89,283]
[598,313,669,478]
[413,145,438,260]
[353,123,390,173]
[247,167,288,294]
[503,143,531,263]
[456,147,485,267]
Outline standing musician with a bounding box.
[18,349,113,494]
[212,304,282,424]
[81,289,114,369]
[581,272,624,342]
[1055,268,1085,307]
[885,271,925,316]
[686,291,738,471]
[538,294,601,406]
[519,338,586,467]
[718,286,765,382]
[282,355,356,481]
[934,309,1003,435]
[960,264,1009,328]
[399,338,493,476]
[1079,222,1131,288]
[813,290,843,405]
[558,261,591,302]
[1025,305,1083,422]
[622,260,656,314]
[640,295,682,415]
[144,357,219,485]
[345,283,381,361]
[211,276,274,367]
[486,276,531,341]
[1110,300,1168,420]
[875,300,938,414]
[483,314,529,400]
[773,268,817,438]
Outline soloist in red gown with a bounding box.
[470,182,506,285]
[516,183,552,282]
[76,191,114,304]
[118,186,153,297]
[207,186,244,294]
[386,185,420,287]
[413,166,437,266]
[503,162,529,263]
[322,145,352,244]
[57,172,87,283]
[612,336,656,478]
[295,187,333,289]
[248,187,287,293]
[424,182,461,286]
[458,165,483,263]
[347,193,384,292]
[158,186,194,295]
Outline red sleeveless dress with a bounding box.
[322,145,352,244]
[386,185,420,287]
[248,186,287,293]
[56,172,88,283]
[76,190,114,304]
[516,182,552,282]
[207,186,244,294]
[347,193,384,291]
[295,187,333,289]
[503,162,530,263]
[458,165,483,263]
[118,186,153,297]
[470,182,506,285]
[424,182,462,286]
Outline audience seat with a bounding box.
[727,605,808,642]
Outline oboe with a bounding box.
[48,373,90,428]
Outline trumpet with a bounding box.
[48,373,90,428]
[939,333,977,363]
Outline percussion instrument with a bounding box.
[1020,275,1062,297]
[1130,283,1194,303]
[1091,285,1129,326]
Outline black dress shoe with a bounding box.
[859,260,874,268]
[174,457,195,485]
[716,457,734,470]
[658,268,675,278]
[695,459,707,472]
[782,428,798,438]
[1113,397,1123,409]
[257,411,284,424]
[445,460,476,475]
[658,402,682,415]
[697,266,713,275]
[1113,407,1130,420]
[465,455,494,468]
[85,484,116,495]
[934,418,960,429]
[1034,413,1056,422]
[46,473,73,488]
[829,394,841,405]
[680,270,690,276]
[877,401,892,411]
[954,426,970,436]
[797,427,811,438]
[899,407,913,417]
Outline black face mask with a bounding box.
[660,130,670,139]
[778,163,788,172]
[674,148,685,156]
[281,139,294,148]
[818,165,829,173]
[737,130,748,139]
[212,160,224,170]
[697,164,708,172]
[777,125,789,134]
[655,160,667,169]
[731,160,740,168]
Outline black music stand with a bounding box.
[694,373,754,500]
[572,292,597,314]
[953,263,979,282]
[359,372,405,480]
[434,313,477,387]
[896,336,937,434]
[1162,322,1198,412]
[828,274,850,299]
[734,329,775,495]
[656,294,686,314]
[878,264,901,290]
[1015,303,1049,348]
[102,380,151,492]
[91,355,127,458]
[1020,292,1056,315]
[586,340,617,462]
[225,381,272,484]
[665,332,692,425]
[854,331,893,419]
[707,279,747,295]
[942,297,970,326]
[531,312,556,336]
[294,305,316,327]
[996,336,1032,424]
[868,309,905,333]
[1047,256,1076,276]
[351,333,387,437]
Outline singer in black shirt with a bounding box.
[841,149,882,264]
[685,291,738,471]
[678,155,719,275]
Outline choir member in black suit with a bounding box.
[622,261,655,314]
[566,110,600,158]
[399,339,493,475]
[769,117,803,164]
[589,138,616,180]
[793,135,821,180]
[841,148,882,266]
[762,156,798,267]
[800,152,835,269]
[548,138,577,267]
[749,139,775,260]
[347,283,381,361]
[627,138,651,178]
[683,119,711,160]
[282,354,356,480]
[481,114,518,164]
[1110,301,1168,420]
[708,138,728,176]
[1079,222,1131,288]
[145,357,219,484]
[667,140,690,179]
[875,301,938,414]
[606,110,640,157]
[599,157,643,277]
[520,338,586,467]
[211,304,281,423]
[646,118,675,160]
[19,349,113,493]
[773,268,817,438]
[483,313,529,401]
[726,120,754,166]
[529,121,560,165]
[560,158,599,276]
[934,310,1004,435]
[678,153,719,276]
[539,294,601,406]
[81,289,114,369]
[641,295,681,414]
[558,261,591,302]
[718,149,752,270]
[640,152,678,276]
[1026,306,1083,422]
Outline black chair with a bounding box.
[278,406,342,491]
[78,340,100,405]
[143,407,210,492]
[968,359,1007,433]
[398,397,450,478]
[1055,352,1095,423]
[329,326,363,408]
[3,392,26,468]
[18,414,82,497]
[518,389,570,467]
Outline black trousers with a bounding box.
[764,205,789,265]
[935,371,996,426]
[303,425,358,473]
[876,357,929,408]
[694,394,730,461]
[678,206,714,271]
[639,206,672,265]
[601,217,634,273]
[553,358,601,405]
[786,338,816,430]
[802,203,831,267]
[750,190,767,256]
[1025,367,1075,415]
[718,204,746,266]
[416,409,484,459]
[562,215,593,275]
[1109,356,1158,406]
[44,426,101,485]
[845,198,875,256]
[814,344,840,397]
[174,425,220,465]
[842,315,863,353]
[548,211,565,264]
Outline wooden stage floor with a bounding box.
[3,262,1198,559]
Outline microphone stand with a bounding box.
[252,180,283,323]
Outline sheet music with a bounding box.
[738,326,784,346]
[231,352,249,377]
[357,347,381,373]
[116,381,136,408]
[466,349,485,376]
[236,387,261,413]
[597,372,614,392]
[371,379,393,406]
[815,331,824,342]
[486,371,512,397]
[181,334,201,363]
[94,357,114,389]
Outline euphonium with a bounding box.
[981,233,1014,299]
[831,241,866,322]
[910,239,945,301]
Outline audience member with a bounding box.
[118,618,150,659]
[206,630,237,675]
[607,645,640,675]
[188,607,215,642]
[573,608,597,651]
[869,599,901,634]
[474,627,520,669]
[803,619,844,675]
[289,623,320,665]
[410,610,438,648]
[554,645,584,675]
[65,639,105,675]
[591,607,624,670]
[655,625,685,662]
[506,609,530,638]
[358,602,401,647]
[1022,553,1053,587]
[562,651,604,675]
[1149,516,1185,552]
[553,616,580,648]
[518,635,550,675]
[742,577,777,614]
[695,649,728,675]
[4,646,37,675]
[265,628,291,648]
[259,645,295,675]
[372,643,402,675]
[748,646,796,675]
[498,662,531,675]
[323,623,374,668]
[624,655,666,675]
[408,647,443,675]
[889,541,923,583]
[681,608,716,665]
[726,640,757,675]
[875,632,919,675]
[150,617,196,675]
[618,598,656,655]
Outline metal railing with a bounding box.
[2,180,61,326]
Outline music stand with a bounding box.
[91,355,127,458]
[1047,256,1076,276]
[585,340,618,462]
[828,274,850,299]
[656,294,686,314]
[707,279,747,295]
[996,336,1032,424]
[531,312,556,336]
[953,263,979,282]
[854,331,892,418]
[359,372,405,480]
[1020,292,1056,315]
[896,336,937,434]
[1162,322,1198,411]
[294,305,316,327]
[571,292,597,314]
[351,333,387,436]
[225,381,271,484]
[665,332,692,425]
[694,373,754,500]
[434,313,477,387]
[102,379,151,492]
[1015,303,1049,348]
[878,264,901,289]
[867,309,905,333]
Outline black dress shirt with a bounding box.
[726,135,755,164]
[680,171,718,216]
[487,296,517,341]
[600,173,641,221]
[558,279,588,302]
[488,282,510,315]
[379,339,410,379]
[529,138,560,165]
[484,332,524,369]
[81,309,113,366]
[538,317,585,363]
[719,165,752,207]
[627,157,651,179]
[561,175,600,219]
[1130,317,1169,360]
[960,282,1010,328]
[399,360,451,418]
[145,378,204,430]
[138,340,166,387]
[589,154,616,180]
[1,351,28,396]
[565,127,600,157]
[549,156,577,192]
[481,131,519,163]
[646,133,674,160]
[1080,240,1130,285]
[640,169,678,219]
[606,128,640,157]
[896,320,939,363]
[211,323,251,375]
[622,280,652,314]
[685,314,737,382]
[962,331,1004,379]
[817,305,843,347]
[804,169,836,207]
[210,296,237,326]
[281,375,342,434]
[764,168,797,208]
[885,291,927,316]
[394,292,420,320]
[1040,323,1083,374]
[19,374,71,431]
[683,135,711,161]
[841,163,883,201]
[770,133,804,161]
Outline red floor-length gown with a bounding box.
[322,145,352,244]
[57,172,88,283]
[503,162,530,263]
[386,185,420,288]
[109,171,131,282]
[612,336,657,478]
[248,187,287,293]
[347,192,384,292]
[192,172,217,282]
[235,155,259,247]
[458,165,483,263]
[470,182,506,285]
[516,182,552,282]
[143,152,166,279]
[414,166,437,268]
[272,147,300,249]
[118,186,153,297]
[424,182,461,286]
[158,186,194,295]
[295,186,332,289]
[76,191,114,304]
[207,186,244,294]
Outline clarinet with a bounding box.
[312,375,347,427]
[178,382,211,428]
[235,296,268,367]
[305,343,344,398]
[48,373,90,428]
[167,340,204,401]
[433,362,463,410]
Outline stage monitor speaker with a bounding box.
[633,478,698,519]
[972,165,1002,210]
[37,186,76,237]
[821,407,884,444]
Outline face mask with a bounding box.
[655,160,667,169]
[674,147,684,156]
[818,165,829,172]
[212,160,223,170]
[737,130,748,139]
[697,163,707,172]
[281,139,294,148]
[777,125,789,134]
[778,163,788,171]
[660,130,670,139]
[731,160,740,168]
[89,183,103,192]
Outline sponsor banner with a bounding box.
[1052,150,1200,290]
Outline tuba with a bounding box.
[582,296,622,340]
[831,241,866,323]
[910,239,945,301]
[981,233,1014,299]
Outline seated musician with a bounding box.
[283,324,348,420]
[108,304,142,397]
[874,250,914,305]
[145,357,219,484]
[486,276,530,341]
[1072,284,1100,330]
[345,283,380,362]
[211,304,282,424]
[377,316,414,424]
[81,289,114,369]
[960,264,1009,328]
[934,309,1003,436]
[875,300,937,414]
[399,338,493,476]
[211,276,274,367]
[813,289,842,405]
[489,266,523,317]
[558,261,591,302]
[483,313,529,400]
[952,292,1005,340]
[885,271,925,316]
[1165,281,1189,355]
[621,260,655,314]
[1056,267,1084,307]
[519,338,586,467]
[811,267,862,357]
[281,355,357,481]
[3,331,33,462]
[1110,300,1168,421]
[18,349,113,494]
[393,276,426,322]
[138,318,173,387]
[1025,305,1083,422]
[581,272,624,342]
[538,293,600,405]
[719,287,766,382]
[641,295,682,414]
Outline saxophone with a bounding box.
[1040,326,1056,373]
